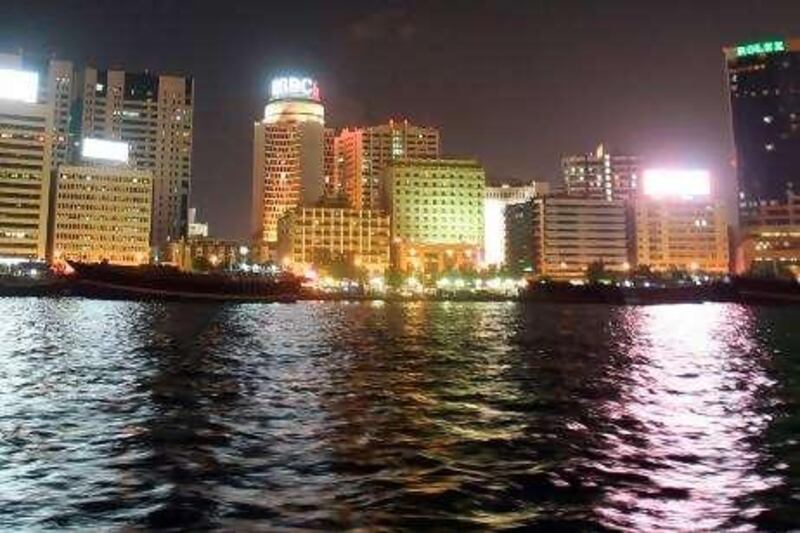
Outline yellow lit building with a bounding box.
[634,198,729,273]
[51,165,152,265]
[385,158,485,274]
[0,75,53,260]
[277,206,390,277]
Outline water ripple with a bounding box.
[0,299,798,529]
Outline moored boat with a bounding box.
[69,262,301,303]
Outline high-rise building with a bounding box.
[724,38,800,224]
[484,181,550,266]
[277,206,390,277]
[0,53,76,169]
[506,196,629,279]
[51,140,152,266]
[385,158,484,274]
[0,67,53,260]
[252,76,325,244]
[81,67,193,249]
[335,120,440,210]
[562,144,641,201]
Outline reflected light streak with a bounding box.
[598,304,779,530]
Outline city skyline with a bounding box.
[1,1,799,240]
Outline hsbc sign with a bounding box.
[270,76,320,101]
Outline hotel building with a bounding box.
[277,206,390,277]
[506,196,629,279]
[562,144,641,201]
[335,120,440,210]
[725,38,800,274]
[385,158,485,274]
[634,200,729,273]
[253,76,325,245]
[51,157,152,266]
[81,67,194,249]
[484,181,550,266]
[0,68,53,260]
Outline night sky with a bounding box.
[2,0,799,237]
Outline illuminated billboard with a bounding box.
[736,40,786,58]
[81,138,129,163]
[0,69,39,103]
[270,76,320,101]
[643,169,711,199]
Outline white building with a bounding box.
[81,67,194,249]
[484,181,549,266]
[252,76,325,244]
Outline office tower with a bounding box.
[277,206,390,277]
[81,67,193,249]
[51,139,152,265]
[484,180,550,266]
[562,144,641,201]
[0,53,76,169]
[252,76,325,244]
[335,119,440,210]
[506,196,629,279]
[385,158,484,274]
[0,67,53,260]
[724,38,800,221]
[633,169,728,273]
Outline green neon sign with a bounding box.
[736,40,786,57]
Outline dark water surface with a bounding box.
[1,299,799,530]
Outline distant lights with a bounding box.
[270,76,320,101]
[643,168,711,199]
[81,138,129,163]
[0,69,39,103]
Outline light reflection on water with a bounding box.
[0,299,797,530]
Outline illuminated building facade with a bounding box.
[252,76,325,244]
[0,68,53,260]
[81,68,193,249]
[385,158,485,273]
[562,144,641,201]
[506,196,629,279]
[735,193,800,275]
[484,181,550,266]
[634,201,729,273]
[0,53,77,167]
[187,207,208,238]
[277,206,390,276]
[634,169,729,273]
[51,162,152,265]
[335,120,440,210]
[724,38,800,225]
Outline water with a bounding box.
[0,299,798,530]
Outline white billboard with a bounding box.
[643,168,710,199]
[81,138,129,163]
[0,69,39,103]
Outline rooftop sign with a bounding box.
[643,169,711,199]
[0,69,39,103]
[81,138,129,163]
[270,76,320,101]
[736,40,786,58]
